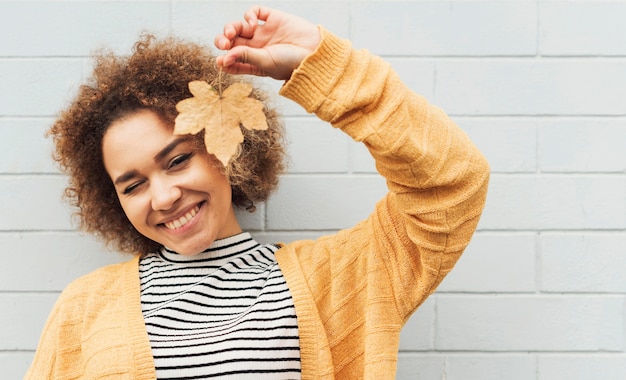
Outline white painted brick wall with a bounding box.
[1,1,624,378]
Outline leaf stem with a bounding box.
[217,68,223,98]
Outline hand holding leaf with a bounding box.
[174,80,268,166]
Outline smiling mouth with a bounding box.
[163,204,201,230]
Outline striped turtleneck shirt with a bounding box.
[139,232,302,379]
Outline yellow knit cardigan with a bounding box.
[26,29,489,379]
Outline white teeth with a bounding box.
[164,205,199,230]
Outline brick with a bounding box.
[398,354,537,380]
[446,354,536,380]
[456,117,537,173]
[266,175,387,230]
[540,233,626,293]
[540,2,626,56]
[351,1,537,56]
[241,76,309,117]
[0,59,84,116]
[0,352,34,380]
[0,293,59,350]
[389,59,436,102]
[0,176,74,230]
[436,60,626,116]
[0,1,169,56]
[480,175,626,230]
[0,118,57,174]
[538,354,626,380]
[284,118,350,173]
[396,353,444,379]
[349,141,377,174]
[234,204,265,231]
[438,233,536,293]
[436,295,624,351]
[0,232,126,292]
[399,297,435,351]
[172,1,350,47]
[539,119,626,172]
[1,1,625,377]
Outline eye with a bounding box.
[123,180,145,195]
[168,153,193,170]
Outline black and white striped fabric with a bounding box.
[139,233,301,379]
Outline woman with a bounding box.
[26,6,489,379]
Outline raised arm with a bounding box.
[215,8,490,378]
[216,6,489,315]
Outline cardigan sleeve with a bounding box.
[279,28,490,321]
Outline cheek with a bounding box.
[117,197,145,227]
[197,160,232,197]
[214,173,234,202]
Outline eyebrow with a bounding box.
[113,169,140,186]
[154,137,189,163]
[113,137,190,186]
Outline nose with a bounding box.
[150,177,182,211]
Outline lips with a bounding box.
[163,204,200,230]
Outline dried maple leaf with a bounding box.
[174,80,268,166]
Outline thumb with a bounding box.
[217,46,267,77]
[223,46,269,69]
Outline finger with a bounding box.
[214,23,238,50]
[219,46,270,75]
[214,20,256,51]
[214,34,230,50]
[223,22,241,40]
[247,5,273,24]
[223,20,252,40]
[243,6,261,28]
[232,9,257,39]
[220,46,253,67]
[216,52,263,76]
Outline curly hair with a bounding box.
[49,34,286,255]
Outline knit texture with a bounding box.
[25,29,489,379]
[276,28,489,379]
[25,256,156,379]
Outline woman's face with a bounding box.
[102,109,241,255]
